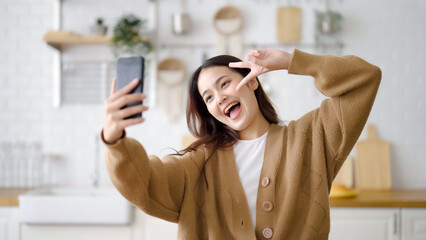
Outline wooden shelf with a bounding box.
[43,31,111,50]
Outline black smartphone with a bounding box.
[116,56,145,119]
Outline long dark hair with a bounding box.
[176,55,281,160]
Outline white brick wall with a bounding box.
[0,0,425,189]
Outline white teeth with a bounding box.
[224,102,239,114]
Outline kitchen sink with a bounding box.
[18,187,132,225]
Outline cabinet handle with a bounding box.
[393,212,398,235]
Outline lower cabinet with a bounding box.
[330,208,400,240]
[143,215,178,240]
[21,225,132,240]
[18,207,146,240]
[2,206,426,240]
[401,208,426,240]
[0,207,20,240]
[330,208,426,240]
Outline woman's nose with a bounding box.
[219,95,227,105]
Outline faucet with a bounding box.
[90,134,100,188]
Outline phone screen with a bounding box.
[116,56,145,119]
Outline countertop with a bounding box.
[0,188,33,206]
[330,189,426,208]
[2,188,426,208]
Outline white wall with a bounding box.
[0,0,425,190]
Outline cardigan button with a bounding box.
[261,177,270,187]
[262,228,273,239]
[262,201,274,211]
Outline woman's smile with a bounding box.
[226,102,242,120]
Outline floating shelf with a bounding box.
[159,42,344,50]
[43,31,111,50]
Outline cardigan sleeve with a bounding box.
[101,129,204,223]
[288,49,382,186]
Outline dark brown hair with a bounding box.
[176,55,281,160]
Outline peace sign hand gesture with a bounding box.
[229,49,293,91]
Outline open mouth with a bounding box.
[224,102,241,119]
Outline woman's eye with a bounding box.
[221,81,229,88]
[206,96,212,102]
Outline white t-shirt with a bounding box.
[233,130,268,228]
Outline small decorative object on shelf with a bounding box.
[111,14,154,58]
[314,0,343,55]
[315,0,343,55]
[90,17,108,36]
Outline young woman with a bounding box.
[101,49,381,239]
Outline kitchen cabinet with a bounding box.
[329,208,400,240]
[19,207,145,240]
[21,224,132,240]
[3,189,426,239]
[144,215,178,240]
[140,207,426,240]
[0,207,20,240]
[330,207,426,240]
[401,208,426,240]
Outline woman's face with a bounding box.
[197,66,260,131]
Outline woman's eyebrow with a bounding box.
[201,75,228,98]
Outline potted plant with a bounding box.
[90,17,108,36]
[111,14,154,58]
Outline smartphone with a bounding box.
[116,56,145,119]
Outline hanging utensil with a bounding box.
[157,58,186,122]
[172,0,191,35]
[213,5,243,57]
[276,4,302,43]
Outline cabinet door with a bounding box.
[330,208,400,240]
[21,225,131,240]
[143,214,177,240]
[401,208,426,240]
[0,207,20,240]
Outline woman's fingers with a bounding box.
[121,117,146,129]
[110,78,116,96]
[103,79,147,144]
[236,64,265,91]
[108,93,147,112]
[250,49,261,57]
[236,73,256,91]
[109,78,140,102]
[115,104,149,120]
[229,61,251,69]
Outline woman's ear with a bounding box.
[249,78,259,90]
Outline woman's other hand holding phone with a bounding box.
[103,78,149,144]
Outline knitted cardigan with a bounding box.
[102,49,382,239]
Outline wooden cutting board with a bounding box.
[277,6,301,43]
[334,157,354,188]
[355,124,392,190]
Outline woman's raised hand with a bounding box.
[229,49,293,91]
[103,78,149,144]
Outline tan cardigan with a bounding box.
[102,49,381,240]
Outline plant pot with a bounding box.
[90,25,108,36]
